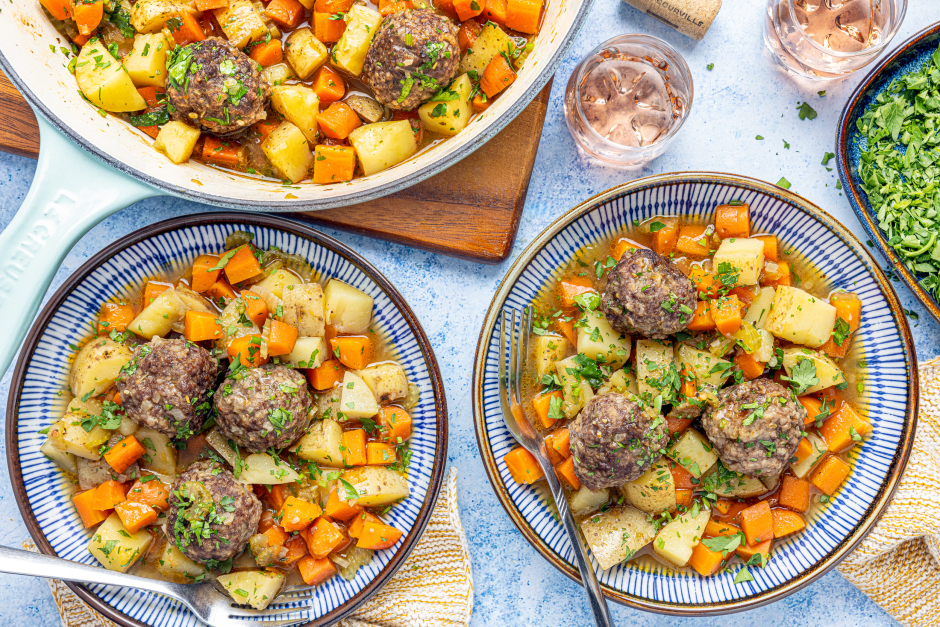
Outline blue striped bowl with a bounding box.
[472,173,918,614]
[6,214,448,627]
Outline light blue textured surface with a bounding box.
[1,1,938,625]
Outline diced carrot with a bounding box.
[689,266,717,298]
[818,403,871,453]
[760,261,792,288]
[554,315,576,345]
[313,11,346,43]
[348,511,381,538]
[554,457,580,490]
[736,539,771,563]
[481,0,507,24]
[266,320,299,356]
[114,501,158,534]
[505,0,542,33]
[689,541,726,577]
[223,246,263,284]
[472,93,491,112]
[532,389,562,429]
[547,427,570,461]
[313,145,356,184]
[651,223,679,255]
[305,517,347,558]
[312,66,345,103]
[40,0,72,20]
[378,0,411,14]
[544,433,563,466]
[298,555,337,586]
[276,535,309,566]
[704,519,743,539]
[610,237,645,261]
[317,103,363,139]
[679,368,697,401]
[792,437,816,468]
[329,336,373,370]
[675,489,693,509]
[112,392,123,406]
[202,135,242,168]
[73,0,103,35]
[831,292,862,332]
[265,0,306,28]
[557,275,595,307]
[195,0,228,9]
[72,32,90,46]
[771,509,805,538]
[777,475,811,513]
[670,462,695,490]
[675,225,711,257]
[366,442,396,465]
[686,301,716,331]
[504,446,544,484]
[715,498,732,515]
[711,295,742,335]
[227,334,268,367]
[260,485,287,512]
[666,416,694,436]
[314,0,355,13]
[458,19,481,52]
[73,489,109,528]
[325,324,339,343]
[377,405,412,444]
[137,124,161,139]
[341,429,367,466]
[356,520,403,551]
[453,0,483,21]
[183,311,223,342]
[752,235,778,262]
[143,281,171,305]
[280,496,323,532]
[253,120,281,142]
[308,359,346,390]
[734,349,766,380]
[242,291,269,327]
[714,203,750,239]
[205,277,237,304]
[263,525,290,550]
[91,480,127,511]
[104,436,145,473]
[190,254,222,293]
[739,501,773,546]
[798,395,827,426]
[97,302,135,335]
[167,12,205,46]
[249,38,283,67]
[480,54,517,98]
[126,477,170,510]
[324,488,362,521]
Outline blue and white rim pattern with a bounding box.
[12,219,442,627]
[476,177,915,611]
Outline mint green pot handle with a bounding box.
[0,114,156,378]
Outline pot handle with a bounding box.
[0,115,155,378]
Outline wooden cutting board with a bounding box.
[0,70,550,263]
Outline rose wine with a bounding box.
[793,0,884,53]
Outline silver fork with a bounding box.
[0,544,319,627]
[500,308,614,627]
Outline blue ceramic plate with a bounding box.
[472,173,917,615]
[5,214,447,627]
[837,21,940,322]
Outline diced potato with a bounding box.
[130,0,197,33]
[348,121,418,176]
[155,542,207,583]
[261,62,296,87]
[294,419,344,466]
[75,40,147,112]
[261,121,314,184]
[418,74,472,136]
[667,428,718,478]
[781,347,845,394]
[569,486,610,516]
[316,388,343,421]
[331,4,382,76]
[705,463,767,498]
[341,465,410,506]
[458,22,513,75]
[764,286,837,348]
[760,474,781,491]
[88,513,152,572]
[535,333,569,378]
[340,371,380,419]
[284,27,328,80]
[323,280,373,333]
[41,438,77,474]
[153,121,201,164]
[118,415,139,437]
[240,453,301,484]
[129,287,188,339]
[353,362,408,402]
[755,329,775,363]
[253,268,302,299]
[283,336,328,368]
[76,456,136,491]
[675,344,731,390]
[790,432,827,478]
[713,238,765,286]
[744,286,776,329]
[135,426,177,475]
[217,570,284,610]
[620,458,676,514]
[70,337,133,399]
[596,368,639,396]
[124,33,171,88]
[214,0,268,48]
[653,504,710,568]
[49,402,110,461]
[555,355,591,419]
[635,339,675,403]
[281,283,325,337]
[577,309,630,369]
[271,84,320,144]
[580,506,656,570]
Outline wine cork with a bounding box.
[622,0,722,41]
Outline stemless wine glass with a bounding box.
[763,0,907,80]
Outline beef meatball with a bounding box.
[700,379,806,478]
[601,249,697,339]
[361,9,460,110]
[568,393,669,490]
[215,364,311,453]
[166,461,261,564]
[166,38,270,137]
[116,337,217,440]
